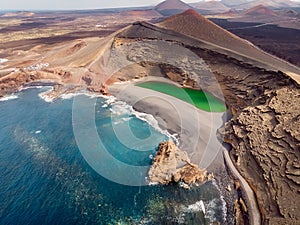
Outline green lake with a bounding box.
[136,81,226,112]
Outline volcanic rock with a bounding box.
[243,5,277,16]
[154,0,193,16]
[224,87,300,224]
[148,140,213,185]
[158,9,259,58]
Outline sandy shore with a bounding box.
[108,77,262,224]
[108,77,227,171]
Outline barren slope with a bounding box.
[158,9,300,81]
[154,0,193,15]
[1,14,300,224]
[243,5,277,16]
[155,0,192,11]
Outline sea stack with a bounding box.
[148,140,213,186]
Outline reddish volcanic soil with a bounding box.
[243,5,277,16]
[157,9,300,77]
[154,0,192,11]
[158,9,250,50]
[1,9,300,225]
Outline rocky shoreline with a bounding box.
[1,13,300,224]
[148,140,213,187]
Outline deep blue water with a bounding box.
[0,88,226,224]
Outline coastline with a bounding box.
[108,76,262,224]
[1,78,257,224]
[108,77,226,170]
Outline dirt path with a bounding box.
[223,148,261,225]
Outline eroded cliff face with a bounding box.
[1,19,299,224]
[224,88,300,225]
[187,48,300,224]
[148,141,213,186]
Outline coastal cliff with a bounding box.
[148,141,213,186]
[1,12,300,225]
[224,87,300,224]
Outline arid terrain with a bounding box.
[1,0,300,224]
[208,4,300,68]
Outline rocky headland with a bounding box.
[148,140,213,187]
[1,9,300,225]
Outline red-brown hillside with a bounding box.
[155,0,192,11]
[158,9,252,53]
[157,9,296,69]
[243,4,277,16]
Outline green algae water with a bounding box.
[137,81,226,112]
[0,87,227,224]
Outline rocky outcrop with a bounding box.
[0,69,42,97]
[224,87,300,224]
[148,140,213,186]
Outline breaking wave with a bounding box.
[108,98,179,145]
[0,94,18,101]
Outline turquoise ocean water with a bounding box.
[0,87,226,224]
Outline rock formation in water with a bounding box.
[148,140,213,186]
[1,9,300,225]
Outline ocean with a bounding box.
[0,87,226,224]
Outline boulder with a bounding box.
[148,140,213,186]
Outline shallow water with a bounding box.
[0,88,226,224]
[136,81,226,112]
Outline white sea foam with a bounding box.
[39,94,54,103]
[60,92,84,100]
[0,94,18,101]
[38,89,178,144]
[180,196,226,224]
[212,179,227,223]
[60,91,105,100]
[19,85,46,92]
[148,181,159,186]
[38,90,97,102]
[206,198,219,222]
[108,100,179,144]
[38,87,54,102]
[182,200,206,214]
[103,95,117,104]
[133,110,179,145]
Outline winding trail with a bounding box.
[223,148,261,225]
